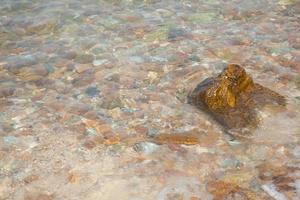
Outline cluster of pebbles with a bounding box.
[0,0,299,199]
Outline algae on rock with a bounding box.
[188,64,286,137]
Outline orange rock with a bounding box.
[83,136,104,149]
[103,134,120,145]
[95,124,112,135]
[81,118,120,147]
[152,134,199,145]
[188,64,286,137]
[82,118,111,134]
[134,28,146,39]
[67,171,80,183]
[24,174,39,184]
[68,123,86,135]
[82,118,99,128]
[190,197,201,200]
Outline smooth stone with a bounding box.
[15,65,49,81]
[168,28,187,40]
[133,141,159,154]
[144,27,169,42]
[278,0,297,6]
[3,136,19,145]
[75,54,94,64]
[85,86,100,97]
[5,55,38,73]
[104,73,120,82]
[72,73,95,87]
[92,59,109,67]
[120,107,135,113]
[25,17,58,35]
[100,97,123,110]
[129,56,144,63]
[0,87,15,98]
[75,64,92,73]
[187,12,218,23]
[43,64,55,74]
[155,9,174,17]
[59,50,77,60]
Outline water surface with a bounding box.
[0,0,299,199]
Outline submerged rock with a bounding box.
[5,55,38,73]
[168,28,187,40]
[85,86,100,97]
[0,87,15,98]
[15,65,49,82]
[188,64,286,137]
[133,141,159,154]
[25,17,58,35]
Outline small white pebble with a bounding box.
[93,59,108,67]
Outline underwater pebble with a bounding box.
[129,56,144,63]
[0,87,15,98]
[25,17,58,35]
[0,1,299,199]
[146,127,158,137]
[92,59,109,67]
[219,158,242,169]
[133,141,159,154]
[75,54,94,64]
[5,55,38,73]
[3,136,19,145]
[85,86,100,97]
[75,64,91,73]
[168,28,187,40]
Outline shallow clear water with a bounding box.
[0,0,299,199]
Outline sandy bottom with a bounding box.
[0,0,300,199]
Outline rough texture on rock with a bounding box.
[188,64,286,137]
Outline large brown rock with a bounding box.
[188,64,286,137]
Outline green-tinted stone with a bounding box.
[25,18,59,35]
[97,17,120,29]
[100,97,123,110]
[278,0,296,6]
[144,27,169,42]
[74,54,94,64]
